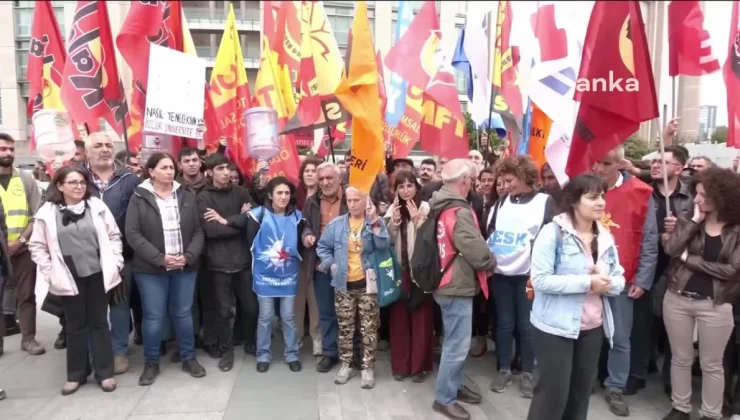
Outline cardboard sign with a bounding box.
[144,44,206,139]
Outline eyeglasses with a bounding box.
[650,159,681,167]
[64,181,87,188]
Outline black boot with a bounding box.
[3,315,19,337]
[54,328,67,350]
[218,349,235,372]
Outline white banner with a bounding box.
[144,44,206,139]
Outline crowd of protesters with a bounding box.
[1,120,740,420]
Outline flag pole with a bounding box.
[658,123,671,213]
[121,119,132,162]
[671,77,678,144]
[484,7,502,165]
[327,127,336,163]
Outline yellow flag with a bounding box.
[334,1,384,194]
[210,4,249,108]
[255,39,294,126]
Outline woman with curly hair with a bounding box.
[661,167,740,420]
[485,155,556,398]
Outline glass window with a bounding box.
[455,68,468,95]
[14,6,65,38]
[16,51,28,80]
[244,32,260,58]
[327,15,352,46]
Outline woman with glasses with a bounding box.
[125,152,205,386]
[29,166,123,395]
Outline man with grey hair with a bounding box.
[301,161,349,373]
[689,155,713,173]
[428,158,496,419]
[81,132,140,373]
[591,145,658,416]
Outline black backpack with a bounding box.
[410,205,462,293]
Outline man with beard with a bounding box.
[0,133,43,356]
[625,145,693,397]
[84,132,141,373]
[419,158,437,187]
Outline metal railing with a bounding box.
[183,7,260,24]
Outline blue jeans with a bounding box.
[490,274,535,373]
[256,295,299,363]
[109,263,132,356]
[135,270,198,364]
[313,271,338,358]
[604,291,633,391]
[434,293,472,406]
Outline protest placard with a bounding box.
[144,44,206,139]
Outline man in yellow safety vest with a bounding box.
[0,133,43,357]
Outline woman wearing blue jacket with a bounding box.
[527,174,626,420]
[316,186,390,390]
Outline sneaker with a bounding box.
[317,356,338,373]
[489,369,512,393]
[113,355,130,374]
[623,376,646,396]
[21,339,46,356]
[334,363,356,385]
[312,338,322,356]
[218,350,234,372]
[605,391,629,417]
[662,408,690,420]
[138,363,160,386]
[0,388,5,400]
[519,372,534,399]
[53,331,66,350]
[432,401,470,420]
[361,368,375,389]
[182,359,207,378]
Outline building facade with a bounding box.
[698,104,718,142]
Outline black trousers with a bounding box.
[61,272,114,383]
[528,327,603,420]
[212,269,258,350]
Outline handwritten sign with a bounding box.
[144,44,206,139]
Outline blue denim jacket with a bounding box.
[530,214,626,347]
[316,214,390,292]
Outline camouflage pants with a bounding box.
[335,288,379,369]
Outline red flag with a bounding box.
[116,1,184,91]
[384,1,463,120]
[61,1,128,137]
[26,0,68,150]
[668,0,720,77]
[202,84,222,152]
[724,1,740,148]
[566,0,658,178]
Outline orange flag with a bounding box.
[335,1,384,194]
[528,102,551,171]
